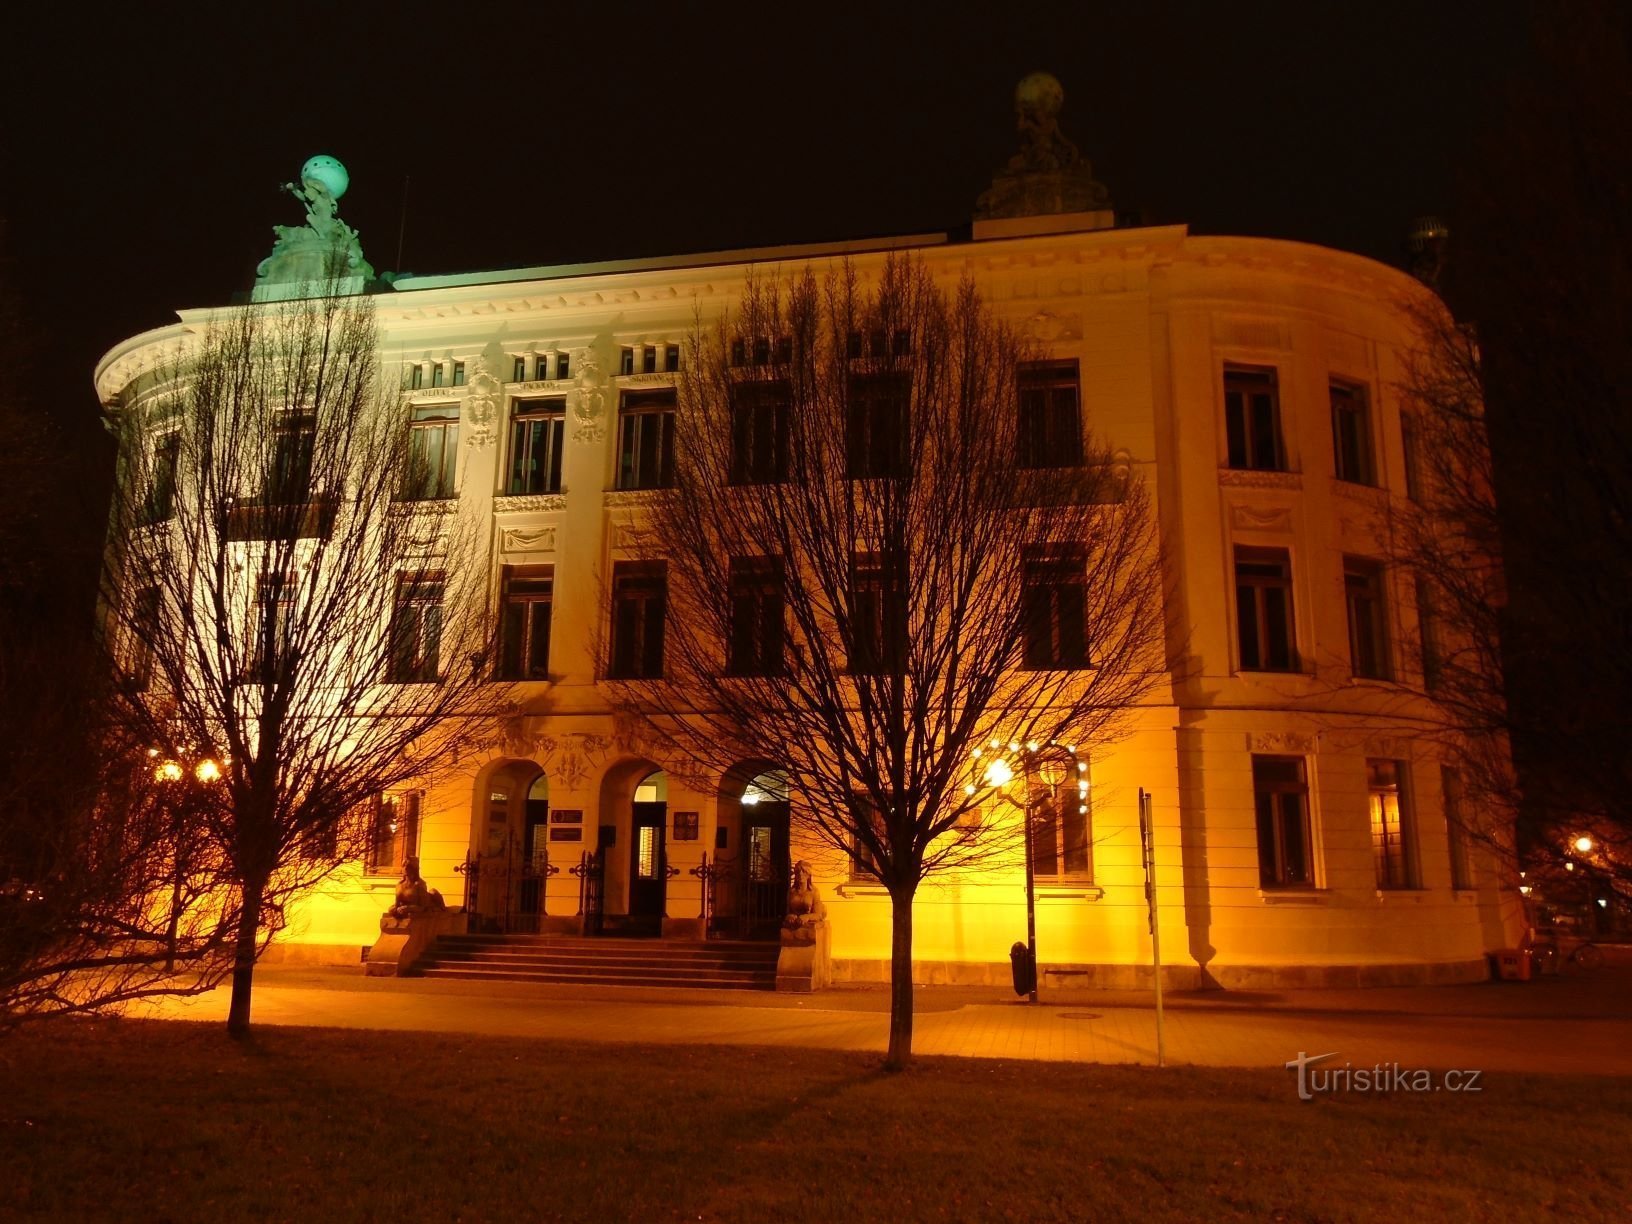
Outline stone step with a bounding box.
[431,944,776,965]
[416,964,776,990]
[414,933,780,991]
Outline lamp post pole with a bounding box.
[1021,754,1039,1005]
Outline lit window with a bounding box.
[616,389,675,490]
[728,556,784,677]
[1331,380,1374,485]
[498,566,552,681]
[1017,360,1082,469]
[1254,755,1312,887]
[1235,547,1297,671]
[1344,558,1390,681]
[1021,546,1090,670]
[1369,759,1417,889]
[508,397,565,495]
[402,403,459,501]
[1224,366,1285,471]
[729,380,789,484]
[846,372,910,479]
[387,574,443,683]
[608,561,666,680]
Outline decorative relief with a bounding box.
[1023,310,1082,342]
[614,372,677,388]
[1250,731,1315,755]
[493,493,567,514]
[1332,481,1388,508]
[613,522,656,549]
[602,490,660,508]
[501,526,556,553]
[462,360,502,448]
[1219,469,1304,491]
[1230,504,1293,532]
[572,351,606,445]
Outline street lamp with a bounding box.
[151,748,224,971]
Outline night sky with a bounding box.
[6,0,1530,413]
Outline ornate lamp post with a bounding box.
[150,748,223,971]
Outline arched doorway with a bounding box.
[468,760,557,934]
[627,768,669,935]
[718,766,791,939]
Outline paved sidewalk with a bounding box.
[133,966,1632,1075]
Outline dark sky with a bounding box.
[6,0,1531,411]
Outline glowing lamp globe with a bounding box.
[301,155,349,200]
[1573,835,1595,855]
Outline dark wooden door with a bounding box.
[629,801,667,927]
[742,801,791,936]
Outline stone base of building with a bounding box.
[830,957,1492,991]
[261,941,372,968]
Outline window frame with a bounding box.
[1017,359,1083,470]
[1441,766,1476,890]
[727,556,785,677]
[497,565,553,681]
[729,379,790,485]
[143,431,180,524]
[1234,546,1298,673]
[615,389,676,491]
[1028,773,1093,881]
[387,572,444,684]
[608,561,667,680]
[1330,379,1376,486]
[507,396,567,496]
[1223,364,1287,472]
[1021,545,1090,670]
[1253,754,1315,888]
[1343,557,1391,681]
[1368,758,1419,890]
[845,371,910,480]
[402,402,460,501]
[847,552,907,675]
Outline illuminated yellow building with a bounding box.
[95,90,1520,989]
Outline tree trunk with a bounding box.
[884,888,914,1071]
[225,874,264,1039]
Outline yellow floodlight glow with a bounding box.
[1573,836,1595,855]
[984,759,1014,787]
[155,760,183,783]
[195,758,221,784]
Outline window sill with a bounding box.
[1036,884,1104,901]
[1452,888,1480,902]
[835,883,890,898]
[1373,887,1428,901]
[1259,888,1329,904]
[604,488,665,505]
[495,492,567,512]
[1218,468,1303,489]
[390,498,458,513]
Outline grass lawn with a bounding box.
[2,1019,1628,1222]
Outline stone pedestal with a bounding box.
[775,917,831,992]
[364,907,464,976]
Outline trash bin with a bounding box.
[1009,940,1036,996]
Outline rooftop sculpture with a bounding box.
[254,155,375,296]
[976,73,1113,221]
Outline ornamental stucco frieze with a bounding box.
[1249,731,1315,755]
[602,490,660,509]
[1218,469,1304,491]
[462,360,502,448]
[572,353,607,445]
[1230,504,1294,533]
[493,494,567,514]
[501,526,557,553]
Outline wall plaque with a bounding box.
[673,811,699,841]
[548,827,583,842]
[550,809,584,824]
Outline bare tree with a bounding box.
[605,258,1165,1068]
[102,290,506,1036]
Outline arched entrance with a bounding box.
[716,765,791,939]
[627,768,669,935]
[466,760,560,934]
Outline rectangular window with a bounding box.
[498,565,553,681]
[554,352,570,381]
[512,356,527,383]
[1441,766,1475,890]
[1021,547,1089,669]
[1344,558,1390,681]
[616,389,676,490]
[507,397,566,495]
[1401,412,1423,502]
[1235,547,1297,671]
[1331,380,1374,485]
[619,347,635,376]
[403,403,460,501]
[1416,578,1442,692]
[1030,771,1092,879]
[1369,759,1417,889]
[367,793,421,876]
[848,553,906,674]
[729,380,789,484]
[1017,360,1083,469]
[848,794,888,882]
[144,432,179,523]
[252,572,295,683]
[130,586,160,690]
[665,343,680,373]
[387,573,443,683]
[1223,365,1285,471]
[728,556,784,676]
[432,363,445,389]
[642,345,657,374]
[1254,755,1313,887]
[409,364,423,391]
[608,561,666,679]
[267,411,315,505]
[846,372,910,479]
[452,361,466,387]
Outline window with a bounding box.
[387,574,443,683]
[608,561,666,679]
[508,397,565,495]
[642,345,657,374]
[1224,365,1285,471]
[728,556,784,676]
[619,347,635,376]
[1253,755,1313,887]
[1442,766,1475,890]
[252,572,295,683]
[1416,578,1442,691]
[452,361,466,387]
[1029,775,1092,879]
[432,363,445,389]
[1235,547,1297,671]
[554,352,570,381]
[144,432,179,523]
[403,403,459,501]
[1344,558,1390,681]
[498,565,552,680]
[730,380,789,484]
[616,389,675,490]
[1401,412,1423,502]
[1017,360,1082,469]
[409,364,423,391]
[665,344,680,373]
[1022,547,1089,669]
[848,553,906,674]
[848,794,888,882]
[512,356,527,383]
[267,411,315,504]
[846,372,909,479]
[1369,759,1417,889]
[367,793,421,876]
[1330,380,1374,485]
[130,586,159,690]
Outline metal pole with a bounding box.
[1140,788,1165,1067]
[1023,756,1039,1004]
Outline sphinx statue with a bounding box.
[385,856,445,922]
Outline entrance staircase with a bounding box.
[412,934,780,991]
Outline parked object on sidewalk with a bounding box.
[1493,949,1532,981]
[1009,941,1036,997]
